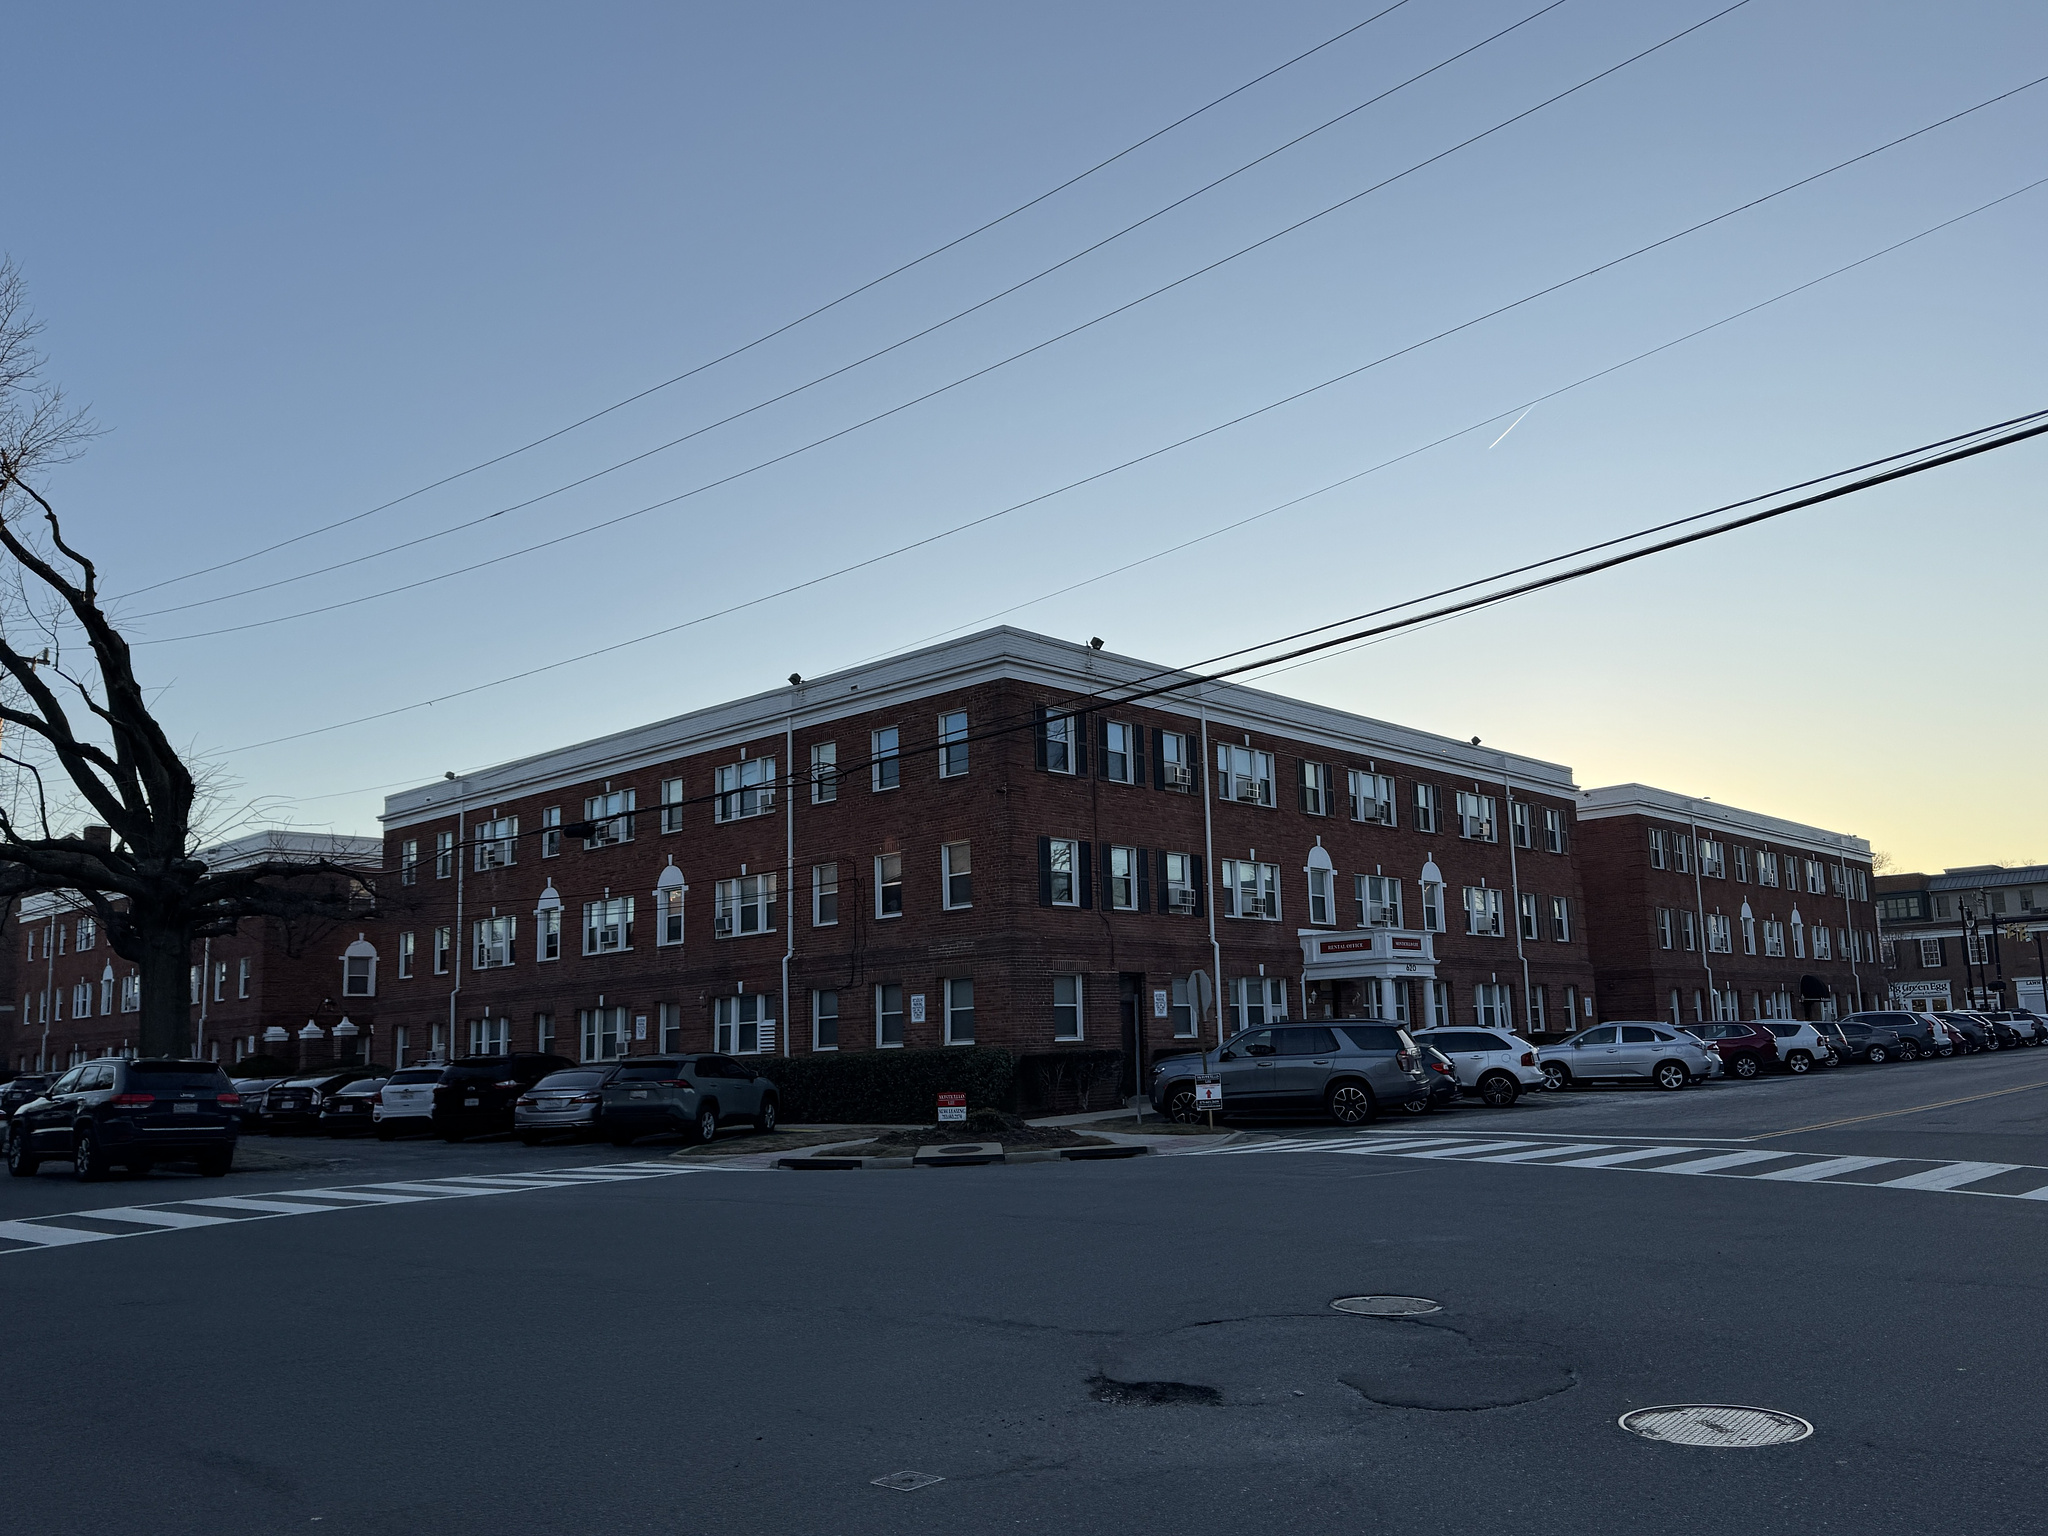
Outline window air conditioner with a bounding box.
[1164,763,1191,788]
[1169,892,1197,915]
[1234,780,1262,804]
[713,913,734,937]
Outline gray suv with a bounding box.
[1150,1022,1428,1126]
[1537,1023,1720,1091]
[599,1055,779,1146]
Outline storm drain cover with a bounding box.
[1331,1295,1442,1317]
[1619,1405,1813,1447]
[871,1471,945,1492]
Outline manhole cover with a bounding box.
[1332,1295,1442,1317]
[939,1145,979,1154]
[1619,1405,1813,1447]
[871,1470,945,1491]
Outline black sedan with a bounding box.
[1,1074,53,1119]
[1819,1019,1903,1064]
[319,1076,389,1135]
[264,1067,388,1133]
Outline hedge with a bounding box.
[756,1046,1017,1124]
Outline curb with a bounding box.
[774,1145,1150,1171]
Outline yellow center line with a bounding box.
[1741,1079,2048,1140]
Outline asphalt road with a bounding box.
[4,1049,2045,1536]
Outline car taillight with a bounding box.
[111,1093,154,1107]
[217,1093,240,1106]
[570,1093,601,1104]
[658,1079,690,1087]
[515,1097,538,1108]
[1520,1052,1535,1067]
[1396,1051,1417,1071]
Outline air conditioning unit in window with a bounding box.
[1169,891,1197,915]
[1163,763,1191,788]
[1234,780,1263,804]
[713,913,734,938]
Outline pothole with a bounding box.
[1340,1354,1576,1411]
[1332,1295,1441,1317]
[1087,1373,1222,1406]
[1619,1405,1813,1447]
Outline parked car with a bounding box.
[432,1054,576,1141]
[1933,1013,1990,1053]
[1968,1011,2031,1050]
[1401,1045,1462,1114]
[1,1074,52,1119]
[515,1066,621,1144]
[373,1065,447,1139]
[1843,1012,1944,1062]
[319,1076,389,1135]
[1694,1021,1781,1079]
[1988,1010,2048,1045]
[6,1058,238,1179]
[1537,1023,1720,1091]
[1411,1027,1547,1106]
[1818,1019,1900,1064]
[229,1077,282,1130]
[264,1067,388,1133]
[599,1055,782,1145]
[1762,1020,1833,1072]
[1152,1021,1428,1126]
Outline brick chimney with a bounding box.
[81,825,112,851]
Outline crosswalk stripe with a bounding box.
[357,1182,508,1196]
[64,1206,239,1229]
[1470,1142,1614,1163]
[179,1195,344,1214]
[0,1219,116,1247]
[1648,1150,1794,1176]
[1550,1146,1695,1168]
[1327,1137,1471,1155]
[1752,1155,1895,1183]
[1877,1161,2019,1191]
[1401,1141,1543,1160]
[287,1189,430,1204]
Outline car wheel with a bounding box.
[1477,1072,1519,1108]
[695,1105,720,1145]
[1897,1041,1919,1062]
[754,1096,778,1134]
[1398,1092,1432,1114]
[5,1128,39,1178]
[1163,1085,1202,1124]
[1652,1061,1689,1092]
[74,1128,111,1181]
[1985,1036,2001,1052]
[197,1149,233,1178]
[1540,1063,1571,1092]
[1938,1045,1954,1057]
[1325,1081,1376,1126]
[1732,1054,1761,1079]
[1785,1050,1812,1074]
[1867,1045,1890,1064]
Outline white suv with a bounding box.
[1412,1027,1548,1107]
[1762,1020,1833,1072]
[372,1065,446,1140]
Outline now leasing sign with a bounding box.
[937,1092,967,1123]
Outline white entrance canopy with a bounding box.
[1299,927,1438,985]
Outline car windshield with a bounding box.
[535,1071,610,1090]
[336,1080,385,1095]
[386,1069,444,1085]
[128,1063,231,1089]
[444,1058,512,1078]
[283,1074,339,1087]
[610,1063,687,1082]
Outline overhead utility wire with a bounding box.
[868,174,2048,660]
[121,4,1415,601]
[149,61,2043,652]
[386,408,2048,858]
[130,1,1571,624]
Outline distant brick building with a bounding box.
[7,830,381,1073]
[1874,865,2048,1015]
[1574,785,1877,1024]
[376,627,1601,1093]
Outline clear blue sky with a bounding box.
[8,1,2044,869]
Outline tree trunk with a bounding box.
[138,921,194,1058]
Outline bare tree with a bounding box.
[0,259,372,1056]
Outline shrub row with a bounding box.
[757,1046,1018,1124]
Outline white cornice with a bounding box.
[1576,783,1869,858]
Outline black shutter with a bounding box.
[1156,850,1170,913]
[1037,836,1052,907]
[1297,760,1309,812]
[1033,708,1048,771]
[1132,729,1147,789]
[1096,718,1110,778]
[1191,854,1205,918]
[1136,848,1150,912]
[1078,840,1094,909]
[1073,714,1090,776]
[1190,742,1204,796]
[1151,728,1165,790]
[1099,842,1114,909]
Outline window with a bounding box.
[1519,892,1539,940]
[1758,850,1778,887]
[1674,834,1692,875]
[875,854,903,918]
[579,1006,626,1062]
[1463,886,1503,937]
[1046,838,1079,907]
[1527,987,1548,1034]
[714,876,774,937]
[1806,859,1825,895]
[1680,911,1697,952]
[1307,863,1333,926]
[1169,975,1199,1038]
[73,918,92,951]
[400,839,419,885]
[1414,783,1441,833]
[1699,839,1725,879]
[100,970,113,1015]
[475,816,517,870]
[213,961,226,1002]
[1765,920,1786,958]
[73,981,92,1020]
[1222,859,1280,920]
[583,897,634,954]
[1053,975,1084,1040]
[1420,879,1444,933]
[584,790,635,847]
[812,863,838,926]
[1657,909,1674,950]
[1216,744,1274,806]
[1543,807,1567,853]
[540,807,561,859]
[713,994,774,1055]
[1299,761,1329,816]
[1231,976,1287,1031]
[1734,846,1750,883]
[1359,977,1410,1023]
[1550,896,1571,942]
[1918,937,1942,968]
[810,742,839,803]
[1428,980,1451,1029]
[944,978,975,1045]
[876,983,905,1047]
[1103,721,1135,784]
[471,1017,509,1055]
[1853,869,1868,902]
[658,1002,683,1054]
[812,990,839,1051]
[714,757,776,822]
[1475,983,1512,1030]
[121,973,140,1013]
[871,727,900,791]
[656,883,685,946]
[1456,792,1497,841]
[537,906,561,962]
[398,932,415,979]
[1813,927,1833,961]
[1349,770,1394,825]
[1108,846,1137,911]
[1649,828,1668,869]
[1830,864,1847,896]
[343,947,375,997]
[1042,711,1077,774]
[943,843,973,909]
[661,777,686,833]
[1510,800,1531,849]
[1159,731,1192,791]
[1879,939,1897,966]
[1358,875,1402,928]
[1741,911,1756,955]
[1791,919,1806,960]
[1705,913,1732,954]
[435,830,455,878]
[939,711,970,778]
[1164,852,1197,913]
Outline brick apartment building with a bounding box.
[1575,785,1877,1025]
[375,627,1602,1090]
[6,831,382,1073]
[1874,864,2048,1015]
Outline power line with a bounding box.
[154,66,2039,660]
[118,4,1417,602]
[129,0,1574,625]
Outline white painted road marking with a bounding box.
[1751,1156,1894,1183]
[1876,1161,2018,1191]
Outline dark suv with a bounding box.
[1819,1019,1902,1064]
[432,1053,575,1141]
[1694,1021,1781,1079]
[1150,1021,1428,1125]
[1844,1011,1945,1061]
[6,1058,238,1179]
[1,1074,53,1119]
[598,1056,779,1146]
[263,1067,389,1133]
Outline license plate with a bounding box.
[464,1098,479,1107]
[173,1103,198,1114]
[631,1090,649,1100]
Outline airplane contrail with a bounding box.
[1487,406,1534,449]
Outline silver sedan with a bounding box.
[514,1067,619,1144]
[1537,1023,1721,1091]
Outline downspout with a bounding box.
[41,911,55,1069]
[782,704,796,1058]
[1199,697,1223,1050]
[197,935,211,1061]
[1502,770,1532,1033]
[1687,807,1715,1020]
[1842,847,1862,1011]
[448,788,467,1063]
